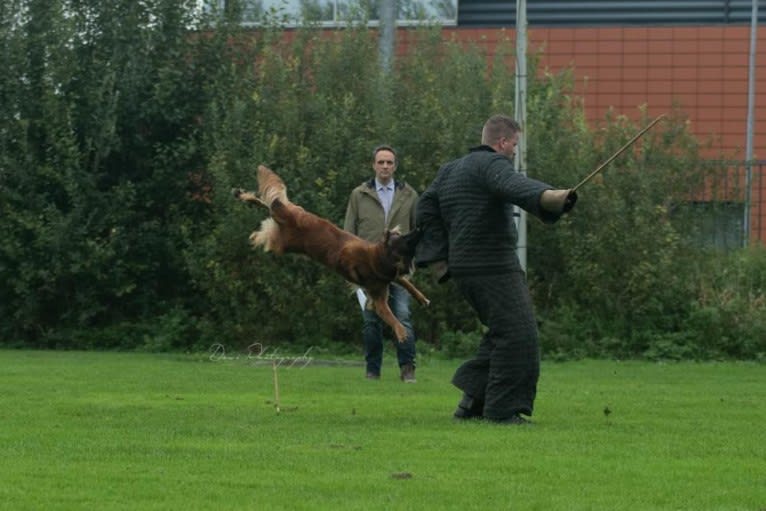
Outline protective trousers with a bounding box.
[451,272,540,419]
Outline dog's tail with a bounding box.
[249,218,280,253]
[257,165,288,207]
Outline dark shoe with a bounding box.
[366,372,380,380]
[453,393,483,420]
[487,414,532,426]
[453,407,483,420]
[400,364,416,383]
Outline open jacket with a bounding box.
[343,178,418,243]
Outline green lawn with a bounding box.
[1,350,764,510]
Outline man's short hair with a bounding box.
[481,115,521,145]
[372,144,397,163]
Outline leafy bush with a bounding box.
[1,0,215,348]
[2,1,763,360]
[680,247,766,360]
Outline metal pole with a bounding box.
[379,0,396,74]
[744,0,758,247]
[514,0,528,272]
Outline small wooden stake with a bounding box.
[272,360,281,414]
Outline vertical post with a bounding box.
[377,0,396,127]
[379,0,396,74]
[272,360,281,414]
[744,0,758,247]
[514,0,528,271]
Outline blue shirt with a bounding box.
[375,179,395,222]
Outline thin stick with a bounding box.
[272,360,281,414]
[573,113,666,192]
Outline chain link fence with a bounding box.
[684,160,765,249]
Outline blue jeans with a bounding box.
[361,283,416,375]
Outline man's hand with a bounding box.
[541,189,577,214]
[563,190,577,213]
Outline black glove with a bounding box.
[563,190,578,213]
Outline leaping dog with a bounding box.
[233,165,429,342]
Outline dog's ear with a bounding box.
[383,229,401,252]
[382,226,402,244]
[388,227,422,255]
[384,228,421,260]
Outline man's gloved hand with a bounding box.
[563,190,578,213]
[541,189,578,214]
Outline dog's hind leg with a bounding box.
[395,276,430,307]
[257,165,288,206]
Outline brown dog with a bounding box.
[233,165,429,342]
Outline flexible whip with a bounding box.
[573,113,666,192]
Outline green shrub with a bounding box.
[2,2,763,360]
[438,329,482,359]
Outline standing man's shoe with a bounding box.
[366,372,380,380]
[487,414,532,425]
[400,364,416,383]
[453,393,484,420]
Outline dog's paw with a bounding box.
[232,188,244,198]
[394,324,408,343]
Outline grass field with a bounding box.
[1,349,764,510]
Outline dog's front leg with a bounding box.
[232,188,270,210]
[371,298,408,343]
[395,276,430,306]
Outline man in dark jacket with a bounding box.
[416,115,577,424]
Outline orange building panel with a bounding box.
[543,28,574,41]
[596,80,622,94]
[723,93,750,108]
[624,40,650,54]
[671,66,699,80]
[647,67,674,80]
[436,22,765,193]
[699,40,724,54]
[648,27,674,40]
[645,94,674,109]
[696,101,725,116]
[648,53,674,67]
[595,67,624,81]
[622,80,649,94]
[648,39,675,53]
[697,67,725,81]
[671,26,699,40]
[624,27,650,40]
[596,27,624,41]
[673,81,699,94]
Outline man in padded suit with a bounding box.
[415,114,577,425]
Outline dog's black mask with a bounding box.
[388,227,422,256]
[384,228,423,274]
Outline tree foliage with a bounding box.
[1,1,763,359]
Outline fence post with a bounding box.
[743,0,759,246]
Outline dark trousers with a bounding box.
[451,272,540,419]
[361,283,416,375]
